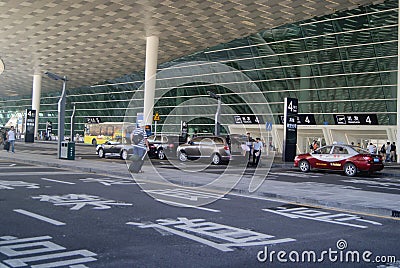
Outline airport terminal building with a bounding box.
[0,0,398,154]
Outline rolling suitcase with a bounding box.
[128,149,147,173]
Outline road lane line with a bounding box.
[155,199,220,213]
[41,178,75,185]
[13,209,66,226]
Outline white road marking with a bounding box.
[127,217,296,252]
[13,209,66,226]
[262,207,382,228]
[41,178,75,185]
[128,221,232,251]
[0,171,83,176]
[155,199,220,212]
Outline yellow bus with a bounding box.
[84,122,134,145]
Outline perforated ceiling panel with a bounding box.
[0,0,380,98]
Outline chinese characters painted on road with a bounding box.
[127,217,295,252]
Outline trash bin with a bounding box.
[60,141,68,159]
[60,141,75,160]
[67,142,75,160]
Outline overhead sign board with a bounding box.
[279,114,316,125]
[333,114,378,125]
[234,115,261,124]
[86,117,101,124]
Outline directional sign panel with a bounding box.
[279,114,316,125]
[333,114,378,125]
[234,115,261,124]
[282,98,298,162]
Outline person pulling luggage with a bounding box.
[129,124,149,173]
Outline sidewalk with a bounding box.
[1,142,399,218]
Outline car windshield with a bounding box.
[351,146,369,154]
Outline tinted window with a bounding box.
[315,146,332,154]
[332,146,348,154]
[213,137,224,144]
[191,137,203,144]
[351,146,369,154]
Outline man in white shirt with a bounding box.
[6,126,16,153]
[367,142,376,154]
[252,138,263,166]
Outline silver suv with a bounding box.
[177,136,231,165]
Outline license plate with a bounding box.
[373,158,379,163]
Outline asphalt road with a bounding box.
[0,160,399,267]
[11,142,400,196]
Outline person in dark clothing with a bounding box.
[390,142,397,162]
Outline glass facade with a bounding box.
[0,0,397,136]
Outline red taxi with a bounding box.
[294,144,384,176]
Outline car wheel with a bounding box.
[158,149,165,160]
[299,160,310,172]
[211,153,221,165]
[92,139,97,146]
[121,150,128,160]
[344,163,357,177]
[98,148,105,158]
[178,151,188,162]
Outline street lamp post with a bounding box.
[44,71,67,159]
[70,102,76,142]
[208,91,221,136]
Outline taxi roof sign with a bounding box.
[153,112,160,121]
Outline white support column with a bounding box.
[143,35,159,126]
[397,3,400,163]
[322,126,333,145]
[32,74,42,139]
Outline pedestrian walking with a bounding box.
[367,142,376,154]
[313,140,319,151]
[385,141,391,162]
[129,125,149,173]
[252,138,263,167]
[130,125,149,158]
[245,132,254,162]
[390,142,397,162]
[380,144,386,160]
[6,126,16,153]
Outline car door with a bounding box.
[198,137,218,158]
[109,142,122,155]
[329,145,350,170]
[185,137,202,158]
[311,146,333,169]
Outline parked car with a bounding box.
[294,144,384,176]
[176,136,231,165]
[147,135,184,160]
[96,140,131,160]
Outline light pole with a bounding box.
[70,102,76,142]
[44,71,67,159]
[208,91,221,136]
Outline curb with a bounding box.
[272,163,400,178]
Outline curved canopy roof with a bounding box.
[0,0,380,98]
